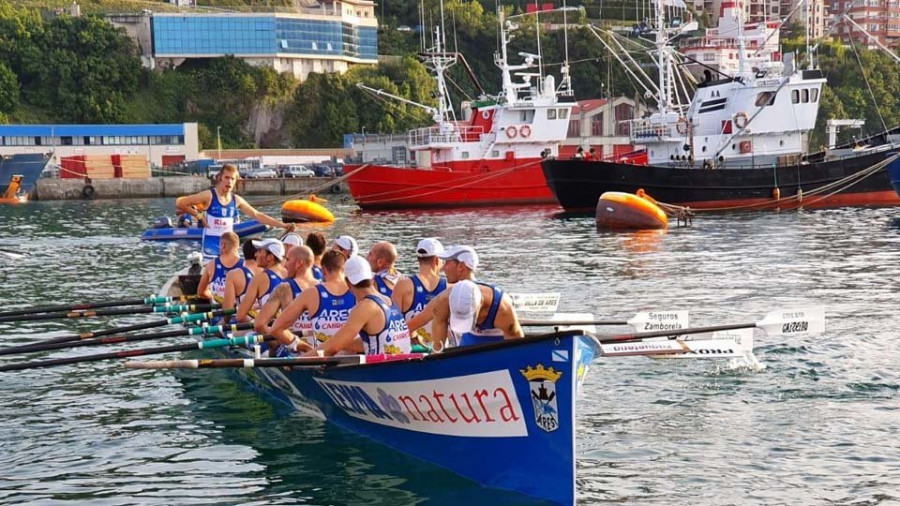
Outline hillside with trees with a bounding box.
[2,0,900,150]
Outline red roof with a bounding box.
[571,99,609,115]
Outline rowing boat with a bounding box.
[160,269,596,504]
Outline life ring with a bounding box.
[82,184,95,199]
[519,125,532,138]
[329,183,342,195]
[506,126,518,139]
[481,110,490,120]
[676,117,688,135]
[734,112,749,129]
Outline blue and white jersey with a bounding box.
[209,257,244,300]
[359,294,411,356]
[308,285,356,348]
[201,188,238,259]
[255,269,284,308]
[403,275,447,344]
[454,282,505,347]
[311,265,323,282]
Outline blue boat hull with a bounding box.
[0,153,50,194]
[222,333,597,505]
[889,157,900,197]
[141,220,267,241]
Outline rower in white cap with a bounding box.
[331,235,359,259]
[235,238,286,323]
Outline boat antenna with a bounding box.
[655,0,667,112]
[534,0,544,90]
[560,0,573,96]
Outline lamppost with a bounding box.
[216,126,222,160]
[361,126,366,146]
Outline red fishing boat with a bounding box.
[344,12,575,210]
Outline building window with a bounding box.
[591,113,604,136]
[568,119,580,137]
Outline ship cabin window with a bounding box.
[519,109,535,123]
[547,109,557,120]
[811,88,819,102]
[755,91,777,106]
[802,89,809,103]
[792,90,800,103]
[558,108,568,119]
[461,151,470,159]
[491,150,499,157]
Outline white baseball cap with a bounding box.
[449,280,482,334]
[333,235,359,257]
[416,238,444,258]
[251,238,285,261]
[282,233,303,247]
[344,255,373,285]
[438,245,479,271]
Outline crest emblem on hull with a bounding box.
[520,364,562,433]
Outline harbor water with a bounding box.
[1,199,898,505]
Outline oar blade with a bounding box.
[598,330,753,359]
[756,307,825,337]
[626,310,690,335]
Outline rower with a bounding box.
[406,244,477,333]
[308,255,410,357]
[306,232,327,281]
[366,241,400,297]
[253,245,317,337]
[196,231,243,302]
[431,279,523,352]
[222,239,262,313]
[235,238,286,323]
[175,164,295,259]
[270,250,355,353]
[332,235,359,259]
[391,238,447,346]
[281,232,303,255]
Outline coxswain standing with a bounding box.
[235,239,286,323]
[270,250,355,354]
[175,164,295,258]
[196,231,243,302]
[391,238,447,347]
[307,255,410,357]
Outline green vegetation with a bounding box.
[3,0,900,150]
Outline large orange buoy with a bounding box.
[282,195,335,223]
[595,190,668,230]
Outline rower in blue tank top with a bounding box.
[455,282,506,347]
[236,238,288,324]
[366,241,400,297]
[175,164,297,259]
[311,255,410,357]
[311,265,324,282]
[308,283,356,347]
[197,231,243,301]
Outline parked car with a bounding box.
[283,165,315,178]
[311,164,334,177]
[249,168,278,179]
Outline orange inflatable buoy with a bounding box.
[596,191,668,230]
[282,197,335,223]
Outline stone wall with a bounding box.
[34,177,345,201]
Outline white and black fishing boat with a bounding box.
[542,1,900,212]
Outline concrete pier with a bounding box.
[33,177,346,200]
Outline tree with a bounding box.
[0,61,18,113]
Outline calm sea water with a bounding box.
[1,198,899,505]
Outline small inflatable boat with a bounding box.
[140,219,268,242]
[282,195,335,223]
[596,189,668,230]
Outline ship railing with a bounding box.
[408,125,485,147]
[628,120,674,138]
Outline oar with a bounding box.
[598,329,756,359]
[0,323,252,356]
[593,307,824,344]
[0,248,26,259]
[125,353,427,370]
[0,295,203,319]
[520,310,689,328]
[0,303,219,323]
[0,334,266,373]
[0,309,235,353]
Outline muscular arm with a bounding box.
[499,295,524,339]
[406,295,437,333]
[391,277,413,314]
[270,288,317,347]
[175,191,211,217]
[429,295,451,353]
[235,195,294,230]
[314,300,375,357]
[236,274,266,323]
[196,260,215,299]
[253,283,292,334]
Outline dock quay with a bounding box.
[32,176,346,201]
